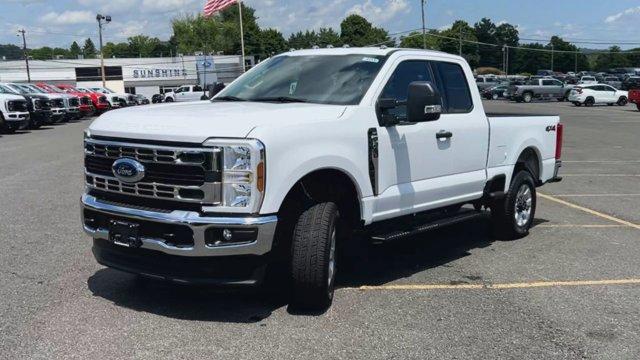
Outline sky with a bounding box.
[1,0,640,50]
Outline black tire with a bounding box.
[607,103,614,106]
[637,104,640,112]
[617,96,628,106]
[523,92,533,103]
[165,97,174,102]
[584,97,595,107]
[492,93,499,100]
[290,202,339,310]
[573,102,581,107]
[491,170,537,240]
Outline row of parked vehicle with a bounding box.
[0,82,150,134]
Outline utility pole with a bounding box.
[96,14,111,87]
[551,44,554,71]
[17,29,30,82]
[421,0,427,49]
[574,51,578,73]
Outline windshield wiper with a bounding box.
[212,95,247,101]
[250,96,308,103]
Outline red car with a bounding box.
[56,84,110,115]
[629,89,640,111]
[34,82,82,120]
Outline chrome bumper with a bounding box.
[81,194,277,257]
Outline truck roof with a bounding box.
[284,47,460,60]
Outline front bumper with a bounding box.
[81,194,278,257]
[3,112,30,129]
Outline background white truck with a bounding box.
[0,86,30,133]
[163,84,207,102]
[81,48,563,310]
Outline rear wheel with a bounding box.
[492,93,499,100]
[491,170,537,239]
[523,92,533,103]
[165,97,174,102]
[573,102,581,107]
[617,96,628,106]
[290,202,339,310]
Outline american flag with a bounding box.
[203,0,238,17]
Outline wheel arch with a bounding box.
[513,146,542,186]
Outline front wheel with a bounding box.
[492,93,499,100]
[164,97,174,102]
[523,92,533,103]
[290,202,339,310]
[491,170,537,239]
[637,103,640,112]
[584,97,595,107]
[617,96,628,106]
[573,102,581,107]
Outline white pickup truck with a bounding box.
[163,84,207,102]
[81,48,563,309]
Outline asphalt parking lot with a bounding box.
[1,100,640,359]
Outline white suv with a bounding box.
[163,85,207,102]
[568,84,628,107]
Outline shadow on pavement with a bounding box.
[88,216,537,321]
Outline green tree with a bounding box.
[439,21,479,67]
[595,46,630,71]
[512,43,549,74]
[261,28,287,56]
[317,28,342,47]
[474,18,499,68]
[547,36,588,73]
[288,30,318,49]
[398,30,439,49]
[83,38,97,58]
[340,14,390,47]
[128,35,161,57]
[103,42,131,58]
[29,46,54,60]
[69,41,81,59]
[625,47,640,68]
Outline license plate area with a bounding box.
[109,220,142,248]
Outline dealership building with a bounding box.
[0,55,252,98]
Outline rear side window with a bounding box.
[433,62,473,113]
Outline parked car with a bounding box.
[8,83,66,124]
[475,76,499,91]
[33,83,81,121]
[163,84,207,102]
[621,76,640,91]
[578,76,598,85]
[0,83,50,129]
[81,47,563,310]
[507,78,573,103]
[133,94,150,105]
[54,84,96,117]
[482,84,509,100]
[0,85,30,133]
[151,93,165,103]
[568,84,628,107]
[88,86,136,107]
[629,89,640,111]
[602,76,622,89]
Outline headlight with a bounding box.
[202,138,265,213]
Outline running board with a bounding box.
[370,209,485,244]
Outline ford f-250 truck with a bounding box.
[81,48,563,309]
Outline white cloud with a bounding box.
[141,0,197,12]
[605,6,640,23]
[40,11,94,25]
[347,0,410,25]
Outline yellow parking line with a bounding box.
[538,193,640,230]
[357,279,640,291]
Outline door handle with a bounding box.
[436,130,453,140]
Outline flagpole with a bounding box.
[238,0,246,73]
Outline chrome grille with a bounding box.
[84,138,222,207]
[52,99,64,108]
[81,97,91,105]
[69,98,80,107]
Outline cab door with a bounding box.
[371,57,489,222]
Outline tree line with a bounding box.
[1,4,638,74]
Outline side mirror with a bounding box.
[407,81,442,122]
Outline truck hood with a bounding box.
[89,101,347,143]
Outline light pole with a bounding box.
[550,44,554,71]
[96,14,111,87]
[17,29,30,82]
[421,0,427,49]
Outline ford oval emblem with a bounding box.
[112,158,145,183]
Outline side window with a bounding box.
[380,60,434,120]
[542,80,554,86]
[434,62,473,113]
[193,85,203,92]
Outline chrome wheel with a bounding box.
[514,184,533,227]
[327,227,336,291]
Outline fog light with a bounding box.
[222,228,233,241]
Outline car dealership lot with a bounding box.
[1,102,640,359]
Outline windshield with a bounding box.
[583,77,595,81]
[25,85,45,93]
[39,84,63,93]
[218,54,386,105]
[0,84,18,94]
[5,84,25,94]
